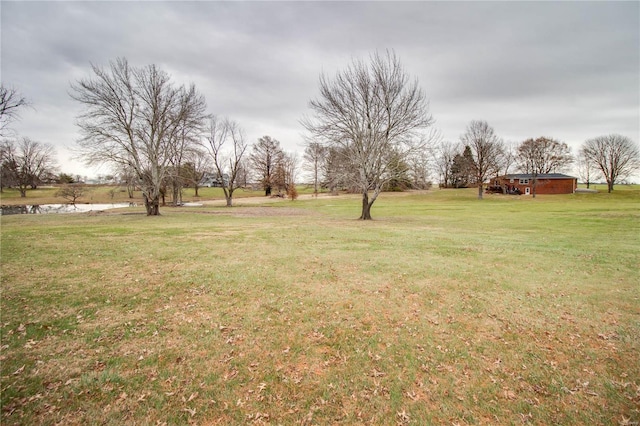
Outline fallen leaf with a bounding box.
[397,409,410,423]
[371,368,385,377]
[503,389,516,400]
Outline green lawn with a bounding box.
[1,188,638,425]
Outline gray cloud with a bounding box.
[1,1,638,177]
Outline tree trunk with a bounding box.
[477,183,483,200]
[359,192,373,220]
[607,180,614,193]
[226,188,235,207]
[171,184,181,206]
[532,180,537,198]
[194,184,199,197]
[144,194,161,216]
[313,166,318,197]
[265,185,271,196]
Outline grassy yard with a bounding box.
[1,188,638,425]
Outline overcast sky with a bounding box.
[1,1,638,178]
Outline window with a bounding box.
[509,178,514,183]
[519,178,529,184]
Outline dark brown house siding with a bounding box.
[488,174,577,195]
[531,178,576,194]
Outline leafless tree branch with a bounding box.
[70,58,207,215]
[302,50,435,219]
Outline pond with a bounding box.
[0,203,133,215]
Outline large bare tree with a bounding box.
[70,58,207,215]
[0,85,29,137]
[460,120,504,199]
[0,137,58,197]
[517,137,573,197]
[581,134,639,193]
[204,116,248,206]
[303,50,434,219]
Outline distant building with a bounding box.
[487,173,577,195]
[199,172,229,187]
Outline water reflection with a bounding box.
[0,203,132,215]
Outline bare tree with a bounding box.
[0,85,29,137]
[182,147,211,197]
[270,153,288,196]
[303,141,327,197]
[167,114,203,206]
[460,120,504,199]
[576,148,595,189]
[517,137,573,174]
[235,157,251,189]
[70,58,207,215]
[501,141,518,175]
[303,50,434,219]
[433,140,459,188]
[322,146,354,194]
[282,151,299,199]
[581,134,639,193]
[251,135,283,196]
[517,137,573,197]
[406,147,433,190]
[204,116,248,206]
[0,137,58,197]
[116,164,138,198]
[56,184,87,205]
[0,141,12,192]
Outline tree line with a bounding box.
[2,51,639,217]
[435,128,638,198]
